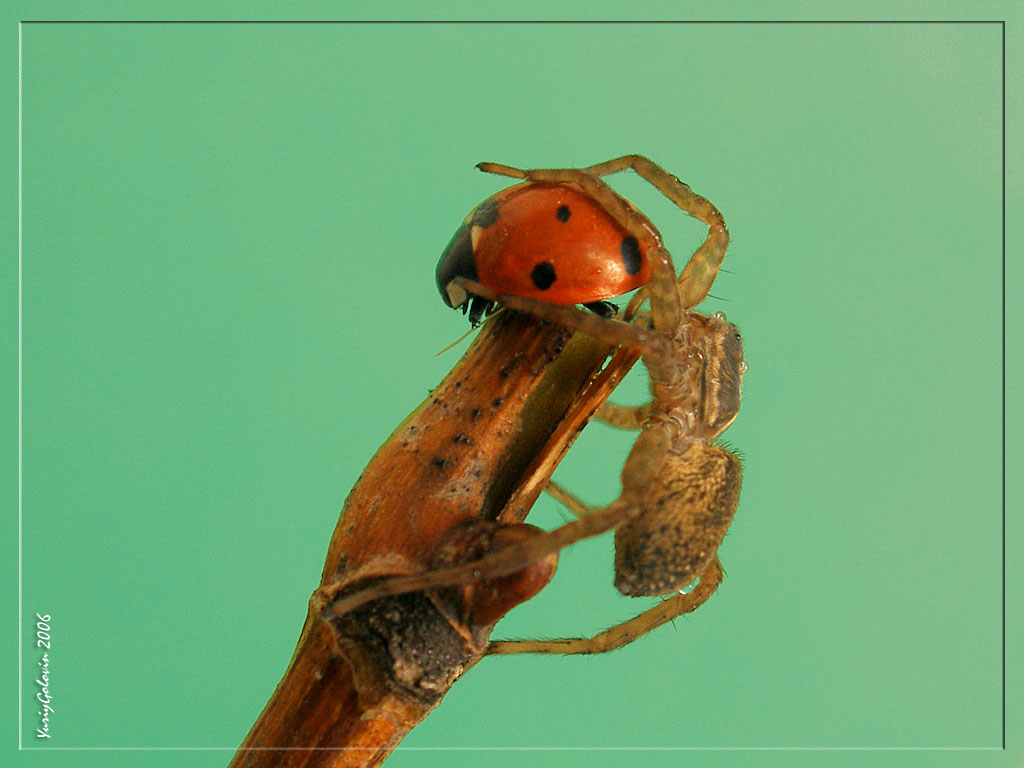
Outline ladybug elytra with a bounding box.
[437,181,657,324]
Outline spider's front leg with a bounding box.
[476,162,684,333]
[454,278,671,361]
[455,278,664,435]
[478,156,728,312]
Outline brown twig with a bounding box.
[228,310,639,768]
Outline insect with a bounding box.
[330,156,743,655]
[436,172,655,324]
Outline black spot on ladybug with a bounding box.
[531,261,557,290]
[471,198,500,228]
[620,236,642,275]
[556,205,570,222]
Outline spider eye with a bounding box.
[734,333,741,341]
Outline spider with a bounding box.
[327,156,745,655]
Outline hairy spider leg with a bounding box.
[594,401,650,430]
[477,161,682,334]
[583,155,729,311]
[324,499,634,617]
[480,480,724,655]
[454,278,670,361]
[486,557,723,655]
[544,479,589,515]
[478,155,729,317]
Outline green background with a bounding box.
[4,4,1021,768]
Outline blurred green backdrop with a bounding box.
[5,6,1018,768]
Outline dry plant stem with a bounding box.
[228,310,638,768]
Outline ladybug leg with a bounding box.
[584,155,730,310]
[485,557,722,655]
[582,300,617,318]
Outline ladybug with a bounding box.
[437,181,656,325]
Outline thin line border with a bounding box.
[16,15,1007,753]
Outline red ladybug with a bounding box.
[437,181,656,324]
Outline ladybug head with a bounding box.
[436,224,494,325]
